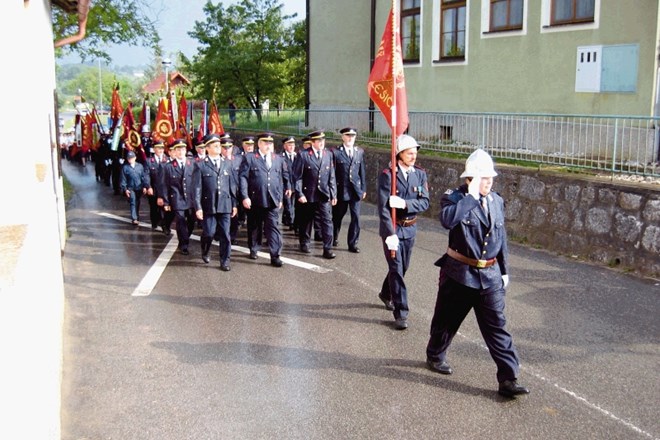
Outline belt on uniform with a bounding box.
[396,217,417,227]
[446,248,496,269]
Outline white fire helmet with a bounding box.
[141,124,151,133]
[460,148,498,178]
[396,134,420,154]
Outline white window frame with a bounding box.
[481,0,528,38]
[401,0,424,67]
[540,0,600,33]
[432,0,470,65]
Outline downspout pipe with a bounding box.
[368,0,376,133]
[54,0,91,48]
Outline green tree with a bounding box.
[184,0,303,120]
[53,0,160,63]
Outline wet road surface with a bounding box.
[60,160,660,440]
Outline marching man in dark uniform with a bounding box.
[158,138,197,255]
[331,127,367,253]
[145,140,171,233]
[377,135,430,330]
[193,134,238,271]
[119,150,150,225]
[425,148,530,399]
[292,130,337,259]
[280,136,297,230]
[224,136,245,245]
[239,133,290,267]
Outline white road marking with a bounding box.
[458,333,657,439]
[131,236,178,297]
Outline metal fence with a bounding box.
[230,108,660,177]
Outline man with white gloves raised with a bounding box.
[376,135,430,330]
[425,148,530,399]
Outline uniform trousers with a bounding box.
[171,208,196,250]
[247,206,282,258]
[298,200,333,251]
[332,199,361,248]
[426,270,520,383]
[147,194,163,229]
[202,213,231,266]
[127,190,143,221]
[379,234,415,320]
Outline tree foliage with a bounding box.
[183,0,305,118]
[53,0,160,63]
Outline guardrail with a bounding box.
[227,108,660,177]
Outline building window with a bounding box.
[551,0,594,25]
[490,0,523,32]
[440,0,466,59]
[401,0,421,63]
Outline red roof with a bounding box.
[142,71,191,94]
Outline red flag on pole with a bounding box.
[368,1,408,256]
[367,5,408,137]
[109,84,124,131]
[153,97,175,147]
[207,100,225,135]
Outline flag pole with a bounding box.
[390,0,398,258]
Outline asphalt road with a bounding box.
[60,159,660,440]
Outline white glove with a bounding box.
[389,195,406,209]
[502,274,509,288]
[468,176,481,200]
[385,234,399,251]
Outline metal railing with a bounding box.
[227,108,660,177]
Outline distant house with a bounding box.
[143,71,191,94]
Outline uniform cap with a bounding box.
[460,148,498,178]
[257,132,274,142]
[307,130,325,140]
[282,136,296,144]
[339,127,357,136]
[396,134,420,154]
[220,137,234,147]
[170,138,188,149]
[203,134,221,146]
[126,151,136,159]
[302,136,312,145]
[153,141,165,149]
[241,136,255,144]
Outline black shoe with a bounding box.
[162,227,171,236]
[498,380,530,398]
[180,248,189,255]
[202,255,210,264]
[332,240,338,247]
[231,239,238,245]
[322,250,336,259]
[220,264,231,272]
[249,251,258,260]
[348,246,360,253]
[378,292,394,311]
[426,359,453,375]
[271,257,283,267]
[299,244,311,254]
[394,318,408,330]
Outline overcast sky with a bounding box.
[62,0,306,67]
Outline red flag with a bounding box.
[81,114,94,153]
[153,97,175,147]
[178,92,193,147]
[122,102,143,151]
[207,100,224,135]
[367,7,409,136]
[109,84,124,131]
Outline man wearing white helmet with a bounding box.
[425,148,530,398]
[376,134,430,330]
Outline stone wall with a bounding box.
[363,148,660,279]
